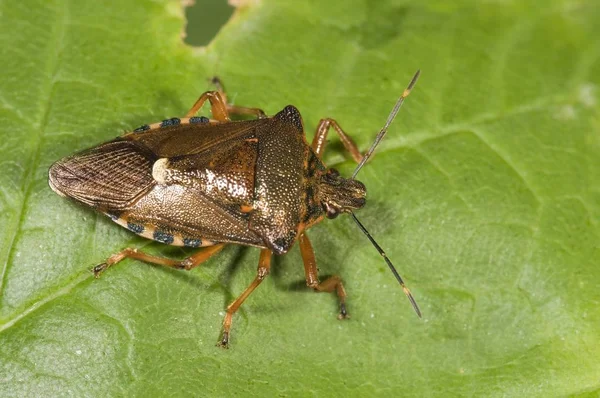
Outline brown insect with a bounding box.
[48,71,422,347]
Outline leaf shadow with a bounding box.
[211,245,248,306]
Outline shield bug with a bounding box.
[48,71,422,347]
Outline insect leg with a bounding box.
[311,118,363,164]
[226,104,267,119]
[218,248,272,348]
[184,91,231,121]
[210,77,267,119]
[298,232,349,319]
[184,80,266,121]
[92,244,226,277]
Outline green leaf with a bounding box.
[1,0,599,396]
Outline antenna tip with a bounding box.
[403,70,421,97]
[402,285,423,318]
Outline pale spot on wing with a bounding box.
[152,158,170,184]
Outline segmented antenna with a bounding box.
[347,70,422,316]
[351,70,420,179]
[351,212,422,318]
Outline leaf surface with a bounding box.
[0,0,599,396]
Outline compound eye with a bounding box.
[323,203,340,219]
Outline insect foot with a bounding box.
[92,263,109,278]
[91,248,140,278]
[217,332,230,349]
[337,303,350,320]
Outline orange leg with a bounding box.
[185,78,266,121]
[298,232,349,319]
[311,118,364,163]
[185,91,230,121]
[92,244,226,277]
[218,249,272,348]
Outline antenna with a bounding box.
[351,70,420,179]
[351,212,422,318]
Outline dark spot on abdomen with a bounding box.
[154,230,174,244]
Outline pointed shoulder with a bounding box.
[249,106,311,254]
[273,105,305,133]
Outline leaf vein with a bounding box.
[0,1,70,303]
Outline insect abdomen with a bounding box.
[107,214,215,247]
